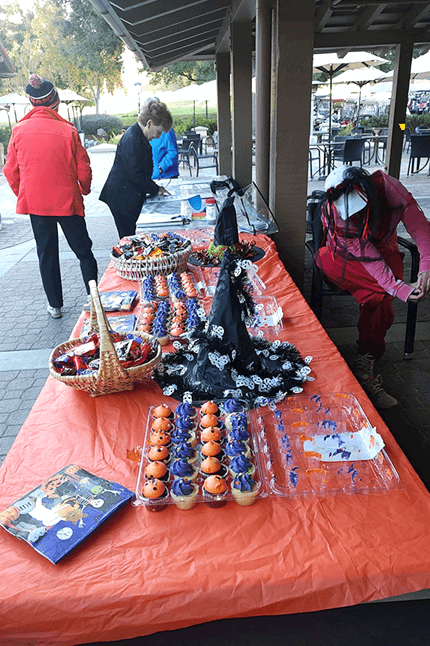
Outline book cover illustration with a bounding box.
[0,465,134,564]
[83,290,137,311]
[81,313,136,336]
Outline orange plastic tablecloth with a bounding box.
[1,234,430,646]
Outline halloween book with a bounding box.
[0,465,134,564]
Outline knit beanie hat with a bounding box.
[26,74,60,109]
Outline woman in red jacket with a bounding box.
[4,74,97,319]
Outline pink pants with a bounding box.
[315,247,404,361]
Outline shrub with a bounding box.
[80,114,123,137]
[173,117,217,135]
[0,126,11,153]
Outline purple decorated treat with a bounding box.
[175,402,196,418]
[229,454,255,476]
[170,458,197,481]
[225,440,251,459]
[172,442,197,464]
[176,415,196,431]
[229,427,250,443]
[223,398,244,414]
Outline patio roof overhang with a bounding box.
[88,0,430,71]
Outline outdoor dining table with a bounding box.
[1,231,430,646]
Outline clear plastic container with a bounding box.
[134,400,268,511]
[251,393,403,497]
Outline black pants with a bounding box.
[109,209,140,241]
[30,214,98,308]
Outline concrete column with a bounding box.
[255,0,272,203]
[231,20,253,189]
[385,40,414,179]
[270,0,314,290]
[216,51,232,177]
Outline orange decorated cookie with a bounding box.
[153,404,173,419]
[201,440,222,458]
[200,413,219,428]
[200,401,219,416]
[151,417,172,432]
[143,477,166,500]
[149,430,171,446]
[201,427,223,443]
[147,445,169,462]
[144,461,168,481]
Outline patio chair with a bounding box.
[403,127,412,153]
[332,137,364,167]
[407,134,430,175]
[189,143,219,177]
[178,139,199,176]
[305,192,420,360]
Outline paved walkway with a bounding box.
[0,148,429,491]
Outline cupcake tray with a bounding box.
[251,393,402,497]
[193,265,266,297]
[200,295,283,335]
[133,400,268,511]
[134,297,206,344]
[139,271,207,303]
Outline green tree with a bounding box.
[146,61,216,90]
[0,2,36,93]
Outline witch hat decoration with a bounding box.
[213,196,239,247]
[153,250,313,407]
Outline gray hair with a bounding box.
[138,99,172,131]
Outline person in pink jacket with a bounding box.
[313,165,430,408]
[4,74,97,319]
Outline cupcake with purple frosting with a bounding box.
[229,426,250,444]
[224,439,251,460]
[171,428,198,448]
[170,458,198,482]
[225,410,248,432]
[172,441,198,465]
[171,478,199,510]
[231,472,260,506]
[175,415,197,432]
[175,402,196,419]
[229,454,255,477]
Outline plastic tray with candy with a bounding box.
[133,399,268,511]
[251,393,403,497]
[196,263,266,297]
[201,295,283,335]
[139,271,206,303]
[134,297,206,344]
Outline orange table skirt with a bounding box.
[1,233,430,646]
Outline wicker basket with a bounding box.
[111,236,193,280]
[48,280,162,397]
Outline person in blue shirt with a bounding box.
[150,128,179,179]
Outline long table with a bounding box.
[1,233,430,646]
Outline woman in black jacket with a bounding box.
[100,99,172,239]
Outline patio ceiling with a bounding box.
[89,0,430,71]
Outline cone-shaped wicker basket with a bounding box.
[49,280,162,397]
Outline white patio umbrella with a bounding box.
[332,67,389,119]
[313,51,389,137]
[0,92,30,122]
[59,89,90,126]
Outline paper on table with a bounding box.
[302,425,385,461]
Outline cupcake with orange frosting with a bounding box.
[231,473,260,506]
[170,478,199,510]
[142,477,168,512]
[201,440,224,461]
[149,429,172,447]
[151,416,173,433]
[200,400,219,416]
[147,445,170,464]
[200,413,222,430]
[200,426,224,445]
[200,456,227,479]
[144,460,169,482]
[153,404,174,420]
[203,474,228,508]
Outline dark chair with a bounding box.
[333,137,364,167]
[352,126,364,136]
[193,143,219,176]
[305,192,420,360]
[403,127,412,153]
[407,134,430,175]
[178,140,199,176]
[181,132,202,154]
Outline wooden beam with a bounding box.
[314,27,430,48]
[231,20,253,188]
[216,51,232,176]
[255,0,272,203]
[385,40,414,179]
[270,0,314,290]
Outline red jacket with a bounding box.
[4,107,91,217]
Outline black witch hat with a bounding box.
[213,196,239,247]
[153,249,312,407]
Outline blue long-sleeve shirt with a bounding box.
[150,129,179,179]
